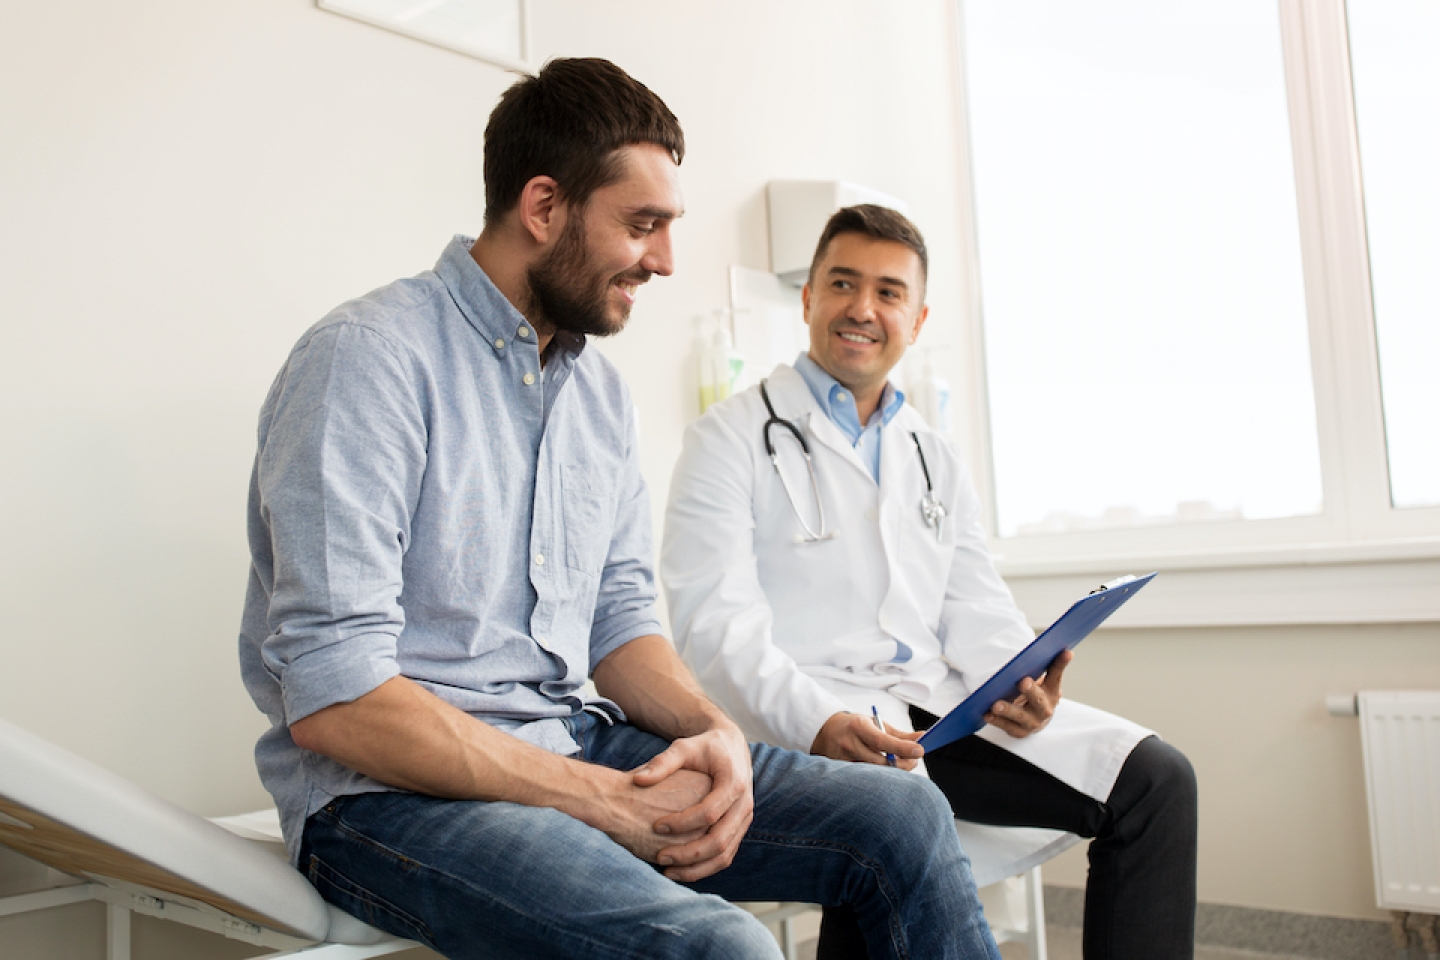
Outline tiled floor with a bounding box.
[795,927,1317,960]
[998,926,1315,960]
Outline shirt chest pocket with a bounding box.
[561,464,616,575]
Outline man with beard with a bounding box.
[238,58,1000,960]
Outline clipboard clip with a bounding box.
[1089,574,1139,595]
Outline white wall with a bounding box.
[1039,621,1440,921]
[0,1,966,956]
[0,0,505,820]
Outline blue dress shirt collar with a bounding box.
[792,352,906,442]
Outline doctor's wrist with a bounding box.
[809,711,854,759]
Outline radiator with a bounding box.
[1358,691,1440,913]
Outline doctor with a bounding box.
[661,205,1197,960]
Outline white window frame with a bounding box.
[948,0,1440,626]
[317,0,530,72]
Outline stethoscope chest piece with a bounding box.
[911,432,947,542]
[920,491,947,542]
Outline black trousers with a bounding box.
[816,708,1198,960]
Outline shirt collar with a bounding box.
[435,235,587,361]
[792,352,905,436]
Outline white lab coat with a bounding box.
[662,364,1152,877]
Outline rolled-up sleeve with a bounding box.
[589,407,664,669]
[255,322,426,724]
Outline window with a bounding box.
[952,0,1440,624]
[1347,0,1440,510]
[965,1,1322,539]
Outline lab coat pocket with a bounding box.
[901,499,955,606]
[561,464,614,575]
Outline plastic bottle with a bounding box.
[697,311,749,413]
[718,309,749,397]
[695,314,719,413]
[933,363,953,434]
[908,350,953,433]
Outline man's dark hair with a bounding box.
[808,204,929,287]
[483,58,685,225]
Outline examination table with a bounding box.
[0,714,1059,959]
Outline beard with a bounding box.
[526,213,645,339]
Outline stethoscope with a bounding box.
[759,379,948,544]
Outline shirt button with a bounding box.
[518,326,531,338]
[534,553,545,565]
[494,337,505,349]
[523,373,536,386]
[536,636,550,650]
[837,392,848,402]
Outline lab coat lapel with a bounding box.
[765,365,873,485]
[805,412,875,484]
[877,414,919,509]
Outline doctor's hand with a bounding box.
[629,724,754,882]
[985,649,1073,739]
[810,712,924,770]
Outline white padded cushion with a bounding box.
[0,715,331,941]
[325,904,395,945]
[209,807,286,845]
[211,808,393,946]
[954,820,1079,888]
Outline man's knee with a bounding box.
[835,764,958,853]
[664,899,783,960]
[895,770,957,838]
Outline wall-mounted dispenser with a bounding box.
[766,180,912,286]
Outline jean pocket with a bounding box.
[306,854,438,950]
[561,464,614,574]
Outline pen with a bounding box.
[872,705,897,767]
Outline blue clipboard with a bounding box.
[917,572,1158,752]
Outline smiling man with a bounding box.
[663,205,1198,960]
[238,62,999,960]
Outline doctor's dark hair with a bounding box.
[483,58,685,226]
[808,204,929,288]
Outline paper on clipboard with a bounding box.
[917,572,1158,752]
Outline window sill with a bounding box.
[997,536,1440,628]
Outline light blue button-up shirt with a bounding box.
[792,352,906,483]
[239,236,662,859]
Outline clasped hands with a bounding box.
[613,724,754,883]
[810,649,1074,765]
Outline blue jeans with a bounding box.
[299,712,999,960]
